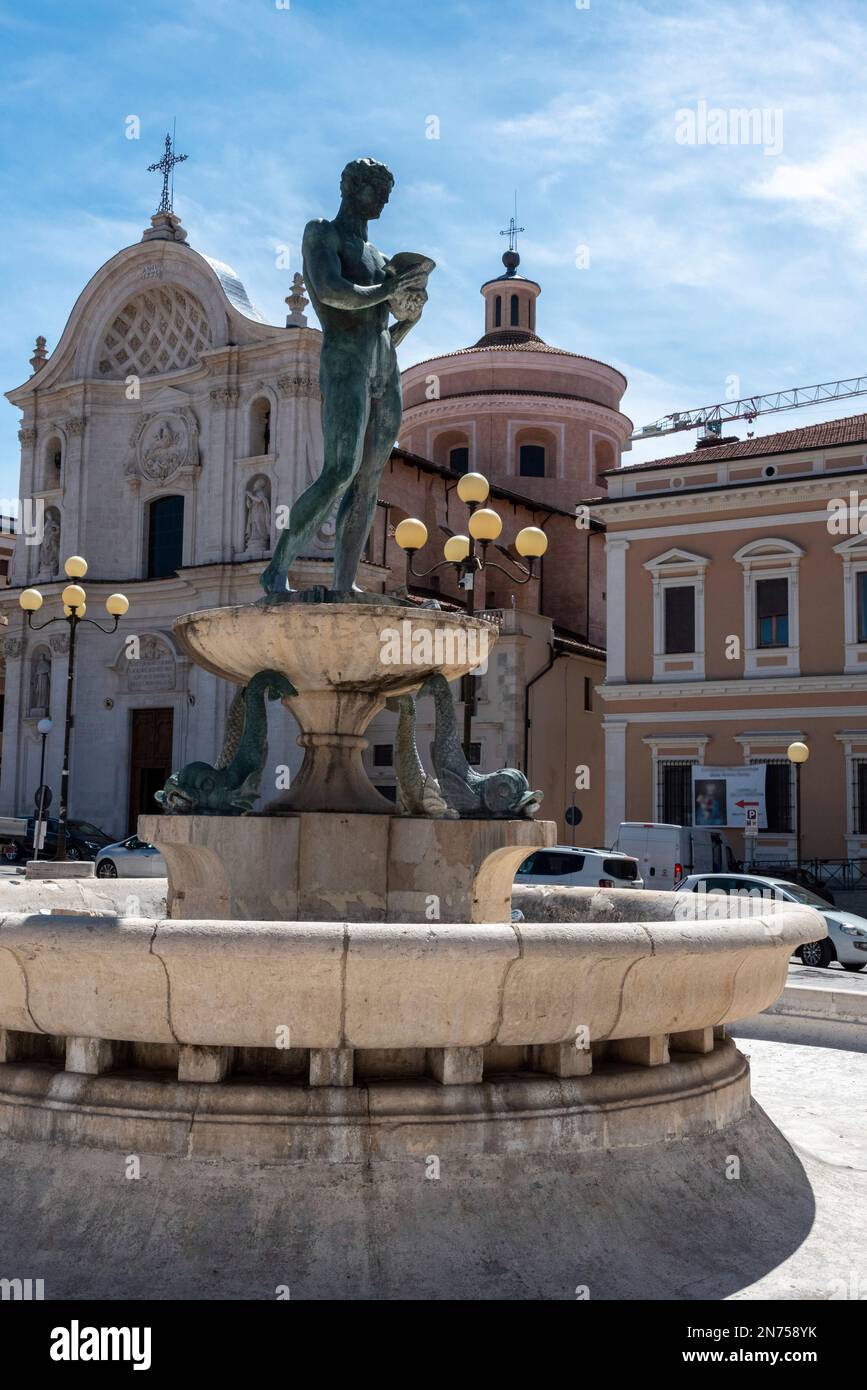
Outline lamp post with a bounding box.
[33,716,53,863]
[787,740,810,872]
[395,472,549,759]
[19,557,129,862]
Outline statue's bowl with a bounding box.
[173,602,497,813]
[173,601,494,692]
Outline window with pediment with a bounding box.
[833,533,867,673]
[644,548,708,680]
[733,538,803,676]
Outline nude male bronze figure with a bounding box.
[260,157,433,596]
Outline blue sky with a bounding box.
[2,0,867,499]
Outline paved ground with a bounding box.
[728,1020,867,1298]
[786,959,867,992]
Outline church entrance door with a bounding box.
[128,707,174,833]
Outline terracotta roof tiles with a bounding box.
[615,412,867,475]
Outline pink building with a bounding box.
[591,415,867,884]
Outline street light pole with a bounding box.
[33,716,53,863]
[55,609,79,862]
[787,740,810,872]
[19,556,130,863]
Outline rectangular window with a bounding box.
[855,759,867,835]
[372,744,393,767]
[858,572,867,644]
[758,759,793,833]
[663,586,696,654]
[468,742,482,767]
[658,760,693,826]
[519,444,546,477]
[584,676,593,711]
[756,577,789,648]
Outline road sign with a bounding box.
[565,805,583,826]
[691,766,768,828]
[34,784,52,813]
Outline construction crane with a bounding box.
[632,372,867,442]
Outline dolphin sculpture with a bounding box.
[389,674,542,820]
[155,669,296,815]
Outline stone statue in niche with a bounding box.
[39,511,60,576]
[30,651,51,715]
[244,478,271,554]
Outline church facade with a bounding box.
[0,209,628,844]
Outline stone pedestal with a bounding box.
[139,812,554,923]
[25,861,95,880]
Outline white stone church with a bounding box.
[0,207,343,835]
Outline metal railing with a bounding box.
[749,859,867,891]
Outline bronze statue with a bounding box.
[260,158,433,597]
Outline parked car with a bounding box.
[675,872,867,971]
[747,863,835,905]
[95,835,166,878]
[612,822,737,891]
[515,846,644,890]
[2,817,115,863]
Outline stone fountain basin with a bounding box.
[0,893,822,1051]
[172,601,495,694]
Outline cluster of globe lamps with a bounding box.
[18,556,130,861]
[393,471,549,594]
[19,555,129,625]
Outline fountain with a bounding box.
[0,159,825,1299]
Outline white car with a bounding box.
[515,846,644,890]
[675,872,867,971]
[95,835,166,879]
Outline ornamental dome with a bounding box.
[399,246,633,506]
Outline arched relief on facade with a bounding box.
[593,436,616,488]
[97,285,212,379]
[515,425,558,478]
[243,474,272,557]
[431,427,471,471]
[109,631,186,695]
[28,645,51,718]
[126,408,201,487]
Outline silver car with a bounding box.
[676,872,867,971]
[95,835,166,879]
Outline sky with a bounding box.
[1,0,867,499]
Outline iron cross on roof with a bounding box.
[148,132,188,215]
[499,199,525,254]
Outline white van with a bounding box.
[612,823,736,891]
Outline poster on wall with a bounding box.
[691,765,768,829]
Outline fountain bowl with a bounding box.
[173,602,496,813]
